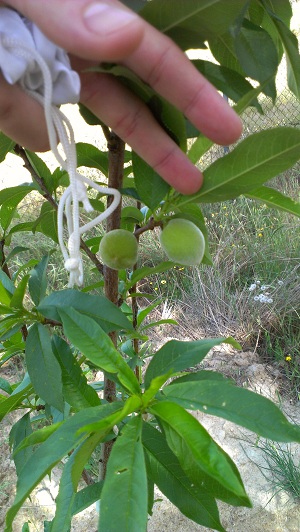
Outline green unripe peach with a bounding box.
[99,229,138,270]
[159,218,205,266]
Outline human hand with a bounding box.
[0,0,242,194]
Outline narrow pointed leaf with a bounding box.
[264,8,300,98]
[59,307,140,395]
[9,413,33,474]
[143,422,227,531]
[52,336,100,411]
[14,422,63,454]
[0,385,33,422]
[71,482,103,516]
[140,0,248,48]
[76,142,108,175]
[28,255,49,306]
[37,289,133,332]
[143,421,249,509]
[25,151,53,193]
[5,403,122,532]
[234,21,278,99]
[145,337,240,389]
[184,128,300,204]
[51,434,102,532]
[162,380,300,442]
[0,131,15,162]
[10,275,30,309]
[132,152,170,210]
[150,401,248,499]
[246,186,300,217]
[188,81,268,164]
[127,261,174,289]
[99,415,148,532]
[25,323,64,412]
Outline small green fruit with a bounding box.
[99,229,138,270]
[160,218,205,266]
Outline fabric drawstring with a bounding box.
[1,34,121,287]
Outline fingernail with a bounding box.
[83,2,138,35]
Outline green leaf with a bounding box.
[0,376,13,395]
[37,289,133,333]
[76,395,141,436]
[99,415,148,532]
[9,413,33,474]
[140,0,249,49]
[183,128,300,204]
[0,131,15,162]
[52,336,101,411]
[121,206,144,225]
[145,337,240,389]
[25,151,54,193]
[127,261,174,289]
[10,274,30,309]
[143,422,226,531]
[132,152,170,210]
[34,203,58,243]
[0,281,13,306]
[262,2,300,98]
[0,270,15,295]
[51,435,101,532]
[151,401,248,499]
[162,380,300,442]
[0,384,33,422]
[188,81,268,164]
[78,103,104,126]
[59,307,140,395]
[246,186,300,217]
[5,402,122,532]
[25,323,64,412]
[28,255,50,306]
[71,481,103,516]
[14,422,62,454]
[192,59,262,111]
[169,370,232,386]
[137,300,162,327]
[3,246,29,266]
[0,184,35,210]
[76,142,108,176]
[234,20,278,99]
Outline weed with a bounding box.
[254,439,300,502]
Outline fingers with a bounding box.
[124,29,243,146]
[0,74,50,151]
[4,0,242,146]
[3,0,145,61]
[80,71,203,194]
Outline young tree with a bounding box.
[1,1,300,530]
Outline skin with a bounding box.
[0,0,243,194]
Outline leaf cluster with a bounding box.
[0,1,300,531]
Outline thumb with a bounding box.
[3,0,144,61]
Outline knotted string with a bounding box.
[1,35,121,287]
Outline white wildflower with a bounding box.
[249,283,257,292]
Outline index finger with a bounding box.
[4,0,242,145]
[123,28,242,146]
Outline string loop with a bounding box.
[1,17,121,287]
